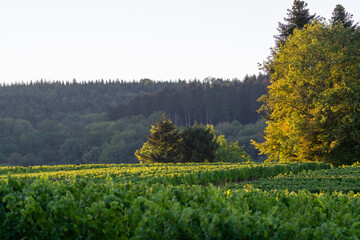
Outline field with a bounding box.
[1,162,360,239]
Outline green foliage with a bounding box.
[234,163,360,193]
[0,162,329,185]
[275,0,315,46]
[135,114,182,163]
[137,119,223,164]
[214,119,266,161]
[254,21,360,165]
[0,74,269,166]
[4,162,360,239]
[109,75,268,126]
[214,135,252,163]
[59,138,82,164]
[135,142,154,164]
[0,80,175,124]
[0,112,164,166]
[77,112,162,164]
[331,4,359,30]
[0,76,267,127]
[0,113,264,166]
[179,124,219,163]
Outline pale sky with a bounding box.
[1,0,359,83]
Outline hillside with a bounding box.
[0,75,267,166]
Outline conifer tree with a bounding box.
[263,1,315,75]
[135,113,182,163]
[331,4,358,30]
[275,0,315,46]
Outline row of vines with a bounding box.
[2,162,360,239]
[231,163,360,193]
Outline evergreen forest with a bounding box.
[0,75,267,166]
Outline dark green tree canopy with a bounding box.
[275,0,315,46]
[179,124,219,163]
[135,119,221,163]
[135,114,182,163]
[331,4,359,30]
[108,75,268,126]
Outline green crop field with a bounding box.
[1,162,360,239]
[228,163,360,193]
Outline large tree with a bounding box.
[275,0,315,46]
[179,124,219,163]
[331,4,359,30]
[264,0,315,75]
[253,22,360,165]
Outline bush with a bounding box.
[178,124,219,163]
[214,135,252,163]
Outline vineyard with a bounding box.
[231,163,360,193]
[1,162,360,239]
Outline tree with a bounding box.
[264,0,315,75]
[179,124,219,163]
[214,135,252,163]
[135,114,182,163]
[275,0,315,46]
[331,4,359,30]
[6,152,24,166]
[253,21,360,165]
[59,138,82,164]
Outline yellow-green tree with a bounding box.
[214,135,252,163]
[253,21,360,165]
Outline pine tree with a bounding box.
[263,0,315,75]
[135,113,182,163]
[331,4,358,30]
[275,0,315,46]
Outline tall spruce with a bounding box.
[331,4,359,30]
[275,0,315,46]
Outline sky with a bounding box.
[1,0,360,84]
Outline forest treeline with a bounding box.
[0,79,177,124]
[0,74,268,166]
[108,74,269,125]
[0,74,268,126]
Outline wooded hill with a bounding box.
[0,74,268,166]
[0,79,174,124]
[0,74,268,125]
[108,74,268,125]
